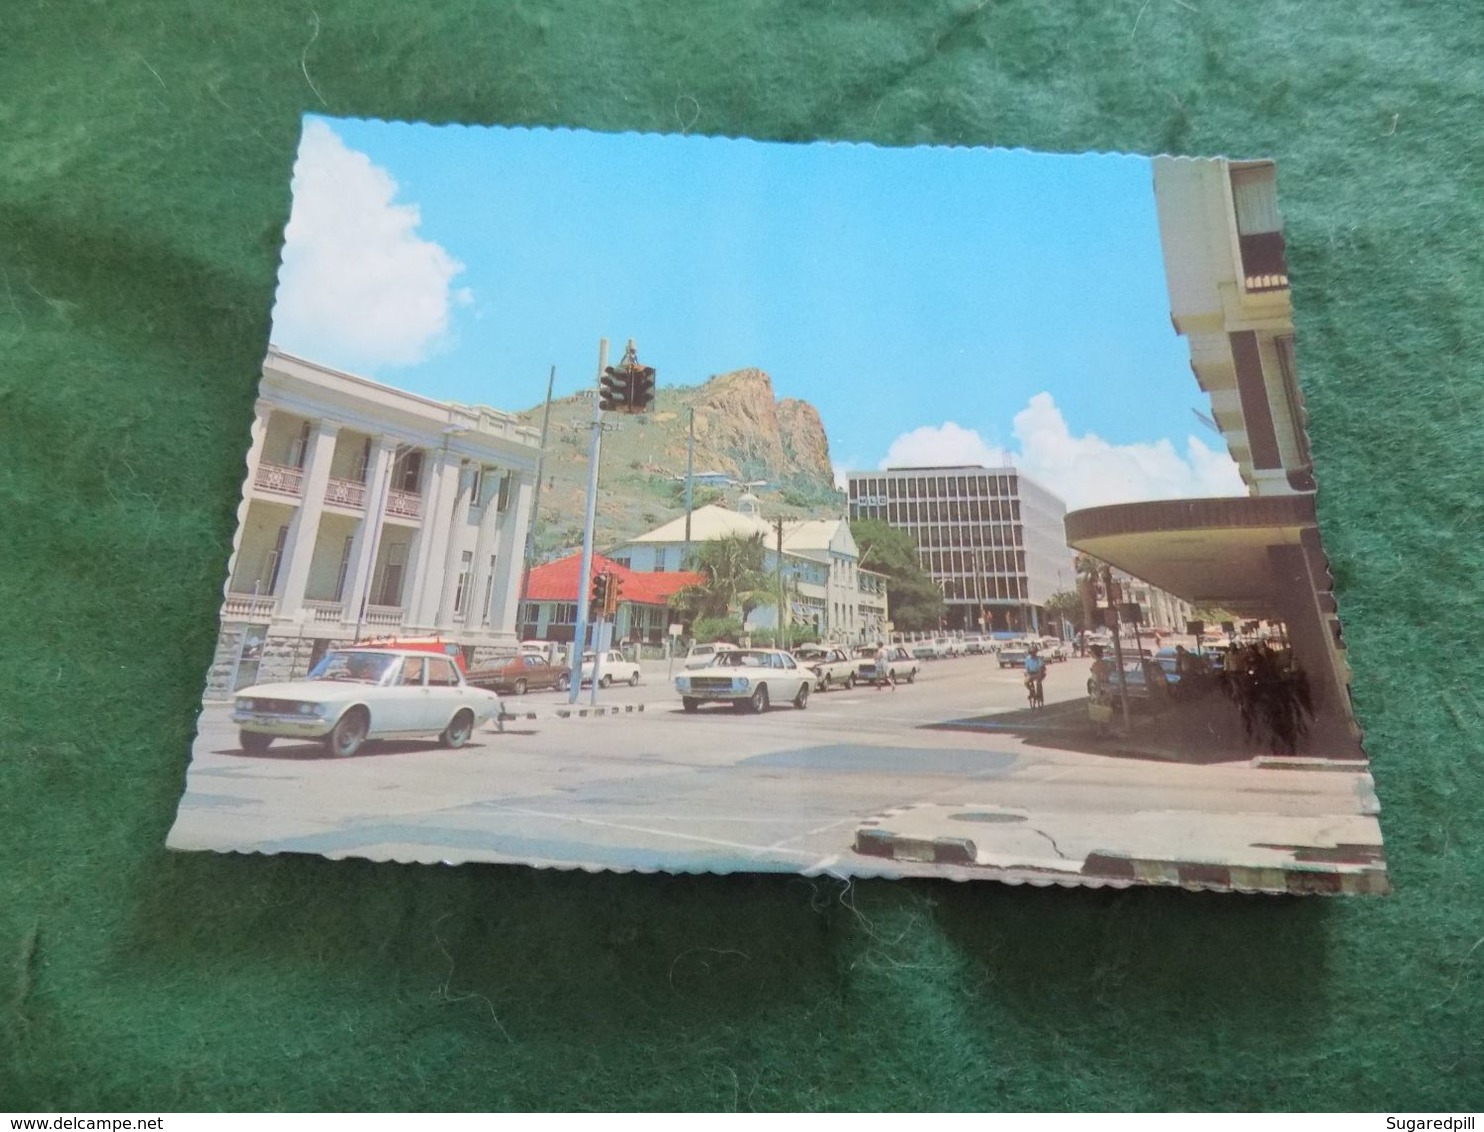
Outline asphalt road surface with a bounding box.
[170,653,1386,891]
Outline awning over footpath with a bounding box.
[1063,494,1317,618]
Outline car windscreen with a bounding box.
[714,651,769,668]
[308,651,401,683]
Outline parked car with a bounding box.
[675,648,812,713]
[1091,656,1172,707]
[1039,638,1070,662]
[792,645,858,691]
[997,639,1034,668]
[962,635,988,655]
[912,638,947,660]
[519,640,566,666]
[858,645,920,686]
[580,649,641,687]
[940,637,962,658]
[683,642,738,670]
[232,647,502,758]
[467,651,570,695]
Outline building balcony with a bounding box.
[302,600,346,625]
[323,477,367,510]
[1238,232,1289,294]
[362,605,405,628]
[254,461,304,499]
[222,593,279,620]
[386,488,422,520]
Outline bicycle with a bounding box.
[1025,673,1045,709]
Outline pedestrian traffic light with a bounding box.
[628,365,656,412]
[591,572,610,614]
[605,573,622,616]
[598,366,631,412]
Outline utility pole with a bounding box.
[567,339,608,704]
[516,365,557,641]
[683,406,695,560]
[1102,565,1132,734]
[776,515,786,650]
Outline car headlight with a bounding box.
[676,676,690,691]
[236,698,254,712]
[734,677,750,691]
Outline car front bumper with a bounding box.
[232,711,335,738]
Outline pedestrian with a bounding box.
[874,642,896,691]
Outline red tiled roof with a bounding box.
[524,553,703,607]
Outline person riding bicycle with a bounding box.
[1023,645,1047,705]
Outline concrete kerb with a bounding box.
[490,702,663,727]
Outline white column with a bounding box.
[404,453,459,628]
[274,422,338,619]
[241,402,272,502]
[227,404,273,595]
[487,472,534,637]
[468,467,504,627]
[343,438,395,632]
[435,463,475,627]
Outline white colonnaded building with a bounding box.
[205,348,542,698]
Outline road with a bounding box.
[169,653,1387,893]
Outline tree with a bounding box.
[669,533,772,623]
[850,519,944,633]
[1044,590,1085,634]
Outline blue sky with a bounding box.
[271,118,1243,507]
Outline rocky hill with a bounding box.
[515,368,843,559]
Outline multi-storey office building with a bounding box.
[205,348,542,697]
[846,466,1070,635]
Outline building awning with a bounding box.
[1064,494,1317,618]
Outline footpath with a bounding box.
[856,693,1386,895]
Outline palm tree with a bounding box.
[670,533,772,622]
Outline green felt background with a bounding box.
[3,0,1481,1112]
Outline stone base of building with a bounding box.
[204,620,520,700]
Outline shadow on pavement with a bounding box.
[920,693,1275,766]
[214,737,498,761]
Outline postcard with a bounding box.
[168,120,1386,895]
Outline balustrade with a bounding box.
[253,462,303,498]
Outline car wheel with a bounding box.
[793,682,810,710]
[629,671,640,686]
[749,684,770,714]
[600,674,613,688]
[239,729,273,753]
[441,708,475,749]
[556,672,570,691]
[682,696,699,713]
[845,672,856,689]
[513,678,527,697]
[324,707,369,758]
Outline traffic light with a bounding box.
[605,573,622,616]
[598,366,631,412]
[628,365,656,412]
[591,572,610,615]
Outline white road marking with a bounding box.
[481,804,807,857]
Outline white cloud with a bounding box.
[878,394,1245,509]
[271,120,468,369]
[879,422,1008,470]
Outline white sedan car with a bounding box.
[231,647,503,758]
[675,648,812,713]
[580,649,642,687]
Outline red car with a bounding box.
[467,652,571,695]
